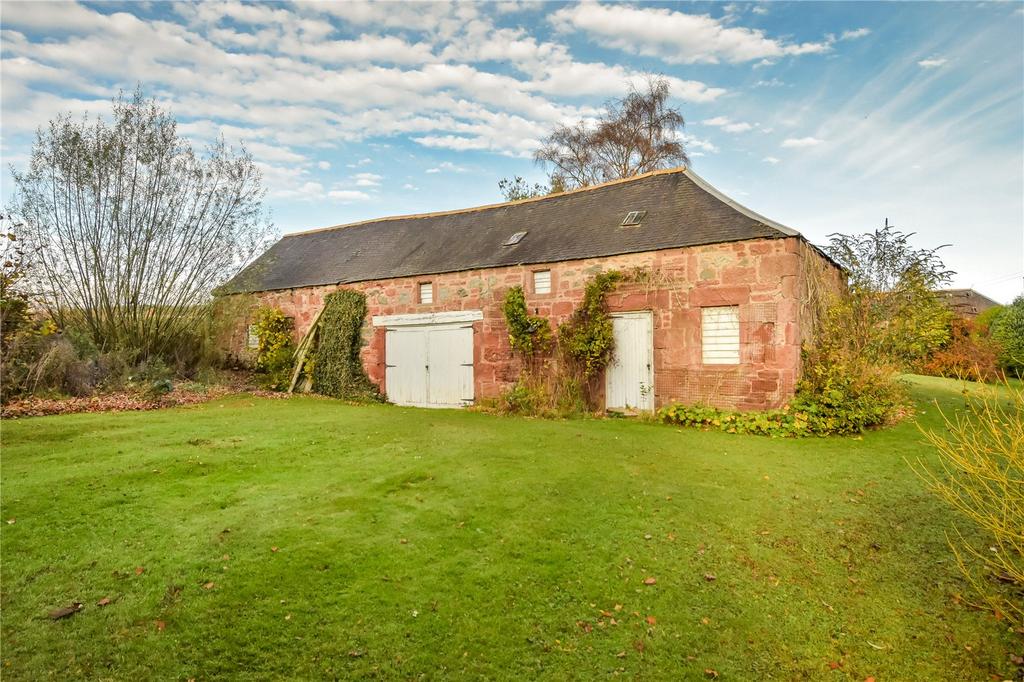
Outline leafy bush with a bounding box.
[310,290,383,402]
[503,286,552,357]
[991,296,1024,377]
[974,304,1004,335]
[558,271,621,379]
[250,307,295,391]
[659,379,906,438]
[920,318,1003,383]
[915,381,1023,627]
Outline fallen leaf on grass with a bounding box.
[96,597,113,607]
[643,577,657,585]
[704,669,719,679]
[348,650,364,658]
[6,518,14,525]
[202,582,215,590]
[828,660,842,670]
[155,620,166,631]
[632,639,645,653]
[865,677,876,682]
[645,615,656,625]
[577,620,593,633]
[49,603,83,620]
[615,651,627,659]
[134,567,145,576]
[704,573,716,582]
[270,546,279,553]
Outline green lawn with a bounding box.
[1,375,1017,680]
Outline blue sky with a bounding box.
[2,1,1022,302]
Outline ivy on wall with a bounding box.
[503,285,553,357]
[557,271,622,379]
[310,289,383,402]
[498,270,622,415]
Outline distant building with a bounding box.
[938,288,1000,319]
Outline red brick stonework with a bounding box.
[222,236,836,411]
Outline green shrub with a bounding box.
[503,286,552,357]
[991,296,1024,377]
[558,271,621,380]
[250,307,295,391]
[310,290,383,402]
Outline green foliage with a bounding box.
[991,296,1024,377]
[825,224,954,367]
[310,289,383,402]
[659,375,905,437]
[251,307,294,391]
[973,304,1004,334]
[558,271,622,379]
[502,286,553,357]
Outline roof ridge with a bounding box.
[284,166,688,238]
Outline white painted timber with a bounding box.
[384,320,475,408]
[533,270,551,294]
[606,311,654,411]
[701,306,740,364]
[372,310,483,327]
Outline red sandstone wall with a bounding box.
[224,236,820,410]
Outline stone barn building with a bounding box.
[219,168,843,411]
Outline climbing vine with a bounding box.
[503,285,553,357]
[498,270,622,416]
[310,289,383,402]
[251,307,294,390]
[557,270,622,379]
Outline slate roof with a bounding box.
[220,167,811,295]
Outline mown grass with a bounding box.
[1,375,1018,680]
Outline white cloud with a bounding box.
[351,172,383,187]
[550,3,832,64]
[781,136,823,148]
[702,116,753,133]
[425,167,441,174]
[317,161,331,170]
[751,5,769,15]
[347,158,372,167]
[327,189,371,202]
[753,78,785,88]
[402,183,419,190]
[840,28,871,40]
[682,134,719,154]
[762,156,780,164]
[918,57,948,68]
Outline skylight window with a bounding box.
[621,210,647,227]
[503,231,527,246]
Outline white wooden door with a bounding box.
[605,311,654,411]
[426,325,474,407]
[385,323,474,408]
[386,328,429,407]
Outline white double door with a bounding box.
[385,323,474,408]
[605,311,654,411]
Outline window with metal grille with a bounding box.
[419,282,433,304]
[533,270,551,294]
[701,306,740,364]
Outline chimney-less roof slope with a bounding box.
[220,167,803,295]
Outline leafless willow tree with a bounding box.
[533,76,688,189]
[8,89,275,359]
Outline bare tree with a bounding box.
[534,76,688,189]
[8,89,274,360]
